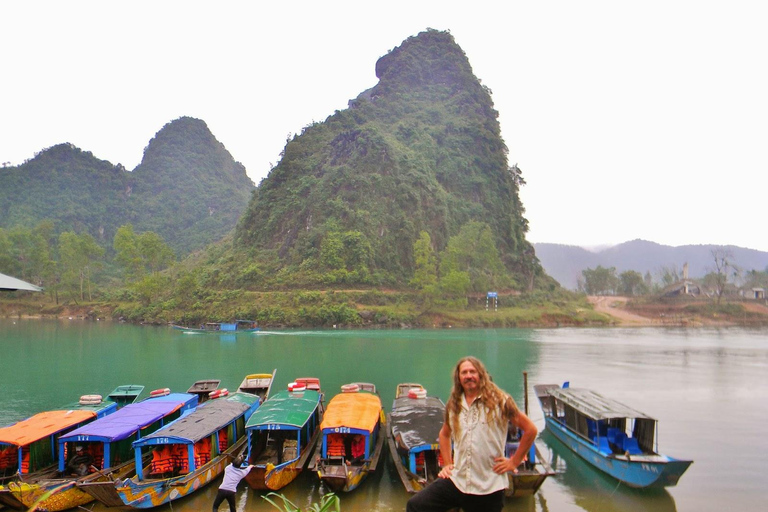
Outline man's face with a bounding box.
[459,361,480,393]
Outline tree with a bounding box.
[656,265,682,288]
[114,225,175,282]
[580,266,619,295]
[618,270,648,296]
[59,232,104,301]
[439,221,508,293]
[114,224,143,281]
[709,248,738,304]
[138,231,175,275]
[410,231,439,310]
[410,231,437,289]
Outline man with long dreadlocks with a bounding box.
[406,356,537,512]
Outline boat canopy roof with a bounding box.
[550,387,656,421]
[390,396,445,451]
[134,394,258,446]
[0,410,96,446]
[60,394,196,443]
[245,390,320,429]
[321,392,381,433]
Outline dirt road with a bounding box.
[587,296,654,326]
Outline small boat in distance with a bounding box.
[387,383,445,493]
[186,380,221,404]
[535,382,692,488]
[172,320,260,334]
[238,370,277,402]
[314,383,385,492]
[108,385,145,408]
[243,378,324,491]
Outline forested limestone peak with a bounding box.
[235,29,542,290]
[0,117,254,257]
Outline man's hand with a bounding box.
[438,463,454,479]
[492,454,526,474]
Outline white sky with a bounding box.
[2,1,767,251]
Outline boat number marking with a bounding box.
[333,427,351,434]
[266,424,282,430]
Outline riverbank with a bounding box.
[0,290,605,328]
[4,292,767,328]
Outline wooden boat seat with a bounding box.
[281,439,298,460]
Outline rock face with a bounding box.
[236,29,538,283]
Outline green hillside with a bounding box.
[235,29,539,288]
[0,117,254,256]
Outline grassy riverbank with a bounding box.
[5,290,767,328]
[0,289,608,328]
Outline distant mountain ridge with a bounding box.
[534,239,768,290]
[0,117,254,255]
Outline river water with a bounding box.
[1,319,766,511]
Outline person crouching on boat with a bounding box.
[66,445,93,476]
[406,356,538,512]
[212,454,253,512]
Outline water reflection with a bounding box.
[540,431,677,512]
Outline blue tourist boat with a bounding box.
[6,392,197,511]
[112,391,259,508]
[535,383,692,488]
[0,394,118,509]
[172,319,260,334]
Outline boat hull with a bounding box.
[544,417,692,488]
[317,463,371,493]
[246,461,302,491]
[7,481,93,512]
[114,437,246,508]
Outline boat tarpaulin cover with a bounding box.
[321,392,381,433]
[60,396,195,443]
[0,410,96,446]
[134,395,255,446]
[246,390,320,429]
[549,387,655,421]
[390,396,445,450]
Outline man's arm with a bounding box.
[437,421,453,478]
[493,408,538,474]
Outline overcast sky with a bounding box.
[3,1,767,251]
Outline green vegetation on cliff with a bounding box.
[235,30,540,290]
[0,117,254,258]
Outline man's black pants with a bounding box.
[406,477,505,512]
[212,489,236,512]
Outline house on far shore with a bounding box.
[662,280,701,297]
[742,288,765,300]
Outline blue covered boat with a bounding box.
[7,393,198,511]
[172,320,260,334]
[535,383,692,488]
[0,394,118,509]
[113,392,259,508]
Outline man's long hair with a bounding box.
[445,356,518,435]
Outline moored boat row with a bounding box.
[1,373,692,511]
